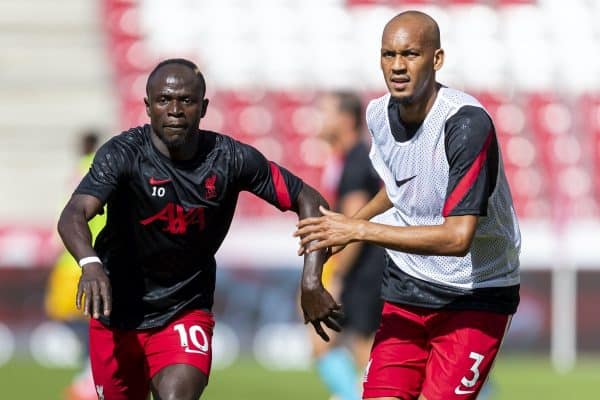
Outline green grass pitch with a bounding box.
[1,356,598,399]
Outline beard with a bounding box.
[396,95,414,105]
[155,128,192,150]
[390,94,415,106]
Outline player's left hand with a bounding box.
[294,206,362,254]
[300,283,343,342]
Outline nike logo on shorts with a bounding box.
[395,175,416,187]
[454,385,475,395]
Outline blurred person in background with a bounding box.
[45,130,106,400]
[57,58,341,400]
[296,11,520,400]
[310,92,385,400]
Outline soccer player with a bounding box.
[57,58,340,400]
[295,11,520,400]
[310,92,385,400]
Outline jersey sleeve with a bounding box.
[74,137,130,203]
[442,105,499,217]
[234,141,304,211]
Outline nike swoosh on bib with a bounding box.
[395,175,416,187]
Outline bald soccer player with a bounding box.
[58,58,341,400]
[295,11,520,400]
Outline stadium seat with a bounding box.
[98,0,600,221]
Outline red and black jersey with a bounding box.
[75,125,303,329]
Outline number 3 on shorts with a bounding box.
[173,323,210,354]
[461,352,484,388]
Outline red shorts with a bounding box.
[363,302,511,400]
[89,309,214,400]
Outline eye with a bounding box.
[382,51,395,59]
[158,96,168,104]
[182,97,192,104]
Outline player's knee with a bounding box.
[156,380,206,400]
[154,366,208,400]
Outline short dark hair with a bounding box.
[333,91,363,131]
[145,58,206,97]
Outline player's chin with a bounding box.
[390,92,414,105]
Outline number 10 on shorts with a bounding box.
[173,323,210,354]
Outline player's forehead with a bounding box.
[381,14,438,50]
[148,65,203,95]
[382,22,427,50]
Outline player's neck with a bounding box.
[151,129,200,161]
[397,83,440,124]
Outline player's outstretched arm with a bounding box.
[295,184,343,342]
[57,193,111,319]
[296,186,393,257]
[296,210,478,257]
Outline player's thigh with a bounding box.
[89,319,149,400]
[362,302,429,400]
[151,364,208,400]
[145,310,215,390]
[422,310,511,400]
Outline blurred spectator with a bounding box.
[308,92,385,400]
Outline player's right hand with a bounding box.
[76,262,111,319]
[300,284,343,342]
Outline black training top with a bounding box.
[75,125,303,329]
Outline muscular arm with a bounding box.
[295,175,477,258]
[295,185,330,289]
[294,184,342,341]
[57,194,104,261]
[57,193,111,318]
[351,215,477,256]
[297,211,477,257]
[349,186,477,256]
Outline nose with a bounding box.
[167,100,183,116]
[391,55,406,72]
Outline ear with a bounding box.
[144,97,151,117]
[200,98,209,118]
[433,48,444,71]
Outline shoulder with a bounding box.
[445,105,493,138]
[439,87,485,111]
[444,106,495,160]
[102,125,148,154]
[202,129,238,150]
[204,130,267,168]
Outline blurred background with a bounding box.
[0,0,599,398]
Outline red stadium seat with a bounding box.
[577,94,600,204]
